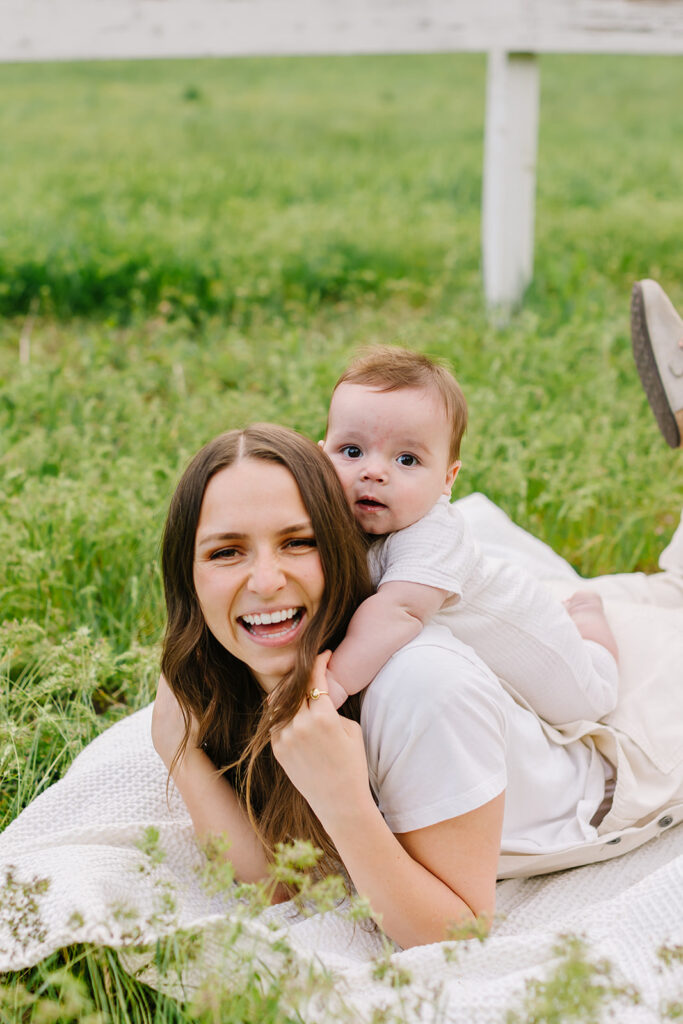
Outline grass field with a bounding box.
[1,51,683,1021]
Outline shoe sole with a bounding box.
[630,282,681,448]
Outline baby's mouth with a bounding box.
[357,497,387,511]
[239,607,303,638]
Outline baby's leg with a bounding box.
[453,563,620,725]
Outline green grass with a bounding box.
[1,51,683,1021]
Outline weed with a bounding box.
[506,934,641,1024]
[0,868,50,959]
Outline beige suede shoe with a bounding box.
[631,279,683,448]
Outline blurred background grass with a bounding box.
[1,52,683,827]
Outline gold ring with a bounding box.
[307,688,329,701]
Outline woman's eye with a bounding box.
[340,445,363,459]
[397,454,419,467]
[285,537,317,551]
[209,547,241,560]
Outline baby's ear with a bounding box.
[318,439,325,448]
[443,460,461,494]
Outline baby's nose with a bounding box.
[360,460,388,482]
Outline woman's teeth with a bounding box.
[241,608,299,627]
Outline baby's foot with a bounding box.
[564,591,619,663]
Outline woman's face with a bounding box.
[193,458,325,693]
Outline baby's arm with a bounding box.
[326,581,448,708]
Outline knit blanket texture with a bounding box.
[2,495,682,1020]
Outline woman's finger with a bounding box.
[310,649,332,685]
[303,650,334,706]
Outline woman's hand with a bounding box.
[272,652,501,948]
[151,673,198,771]
[270,652,374,829]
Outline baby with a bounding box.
[321,346,620,725]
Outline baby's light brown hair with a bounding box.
[331,346,468,462]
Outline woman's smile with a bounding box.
[193,458,325,692]
[237,606,306,645]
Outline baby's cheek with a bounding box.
[333,468,355,502]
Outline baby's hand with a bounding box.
[325,669,350,711]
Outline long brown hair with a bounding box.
[161,424,372,878]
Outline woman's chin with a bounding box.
[251,655,297,695]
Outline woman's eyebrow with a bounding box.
[277,521,313,535]
[197,532,246,546]
[196,522,313,547]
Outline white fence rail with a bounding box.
[4,0,683,62]
[2,0,682,308]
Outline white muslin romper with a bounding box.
[367,495,619,727]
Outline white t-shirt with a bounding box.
[367,496,618,727]
[360,625,609,855]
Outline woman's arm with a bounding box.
[328,790,503,948]
[270,655,503,948]
[151,675,274,887]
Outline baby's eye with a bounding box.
[340,445,363,459]
[397,453,420,467]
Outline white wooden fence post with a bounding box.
[482,50,540,311]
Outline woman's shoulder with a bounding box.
[382,621,497,669]
[360,625,510,832]
[362,624,503,714]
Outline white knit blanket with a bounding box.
[1,705,682,1020]
[2,496,682,1019]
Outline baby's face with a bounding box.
[323,383,459,535]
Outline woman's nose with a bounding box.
[247,553,286,595]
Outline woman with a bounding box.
[152,423,683,950]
